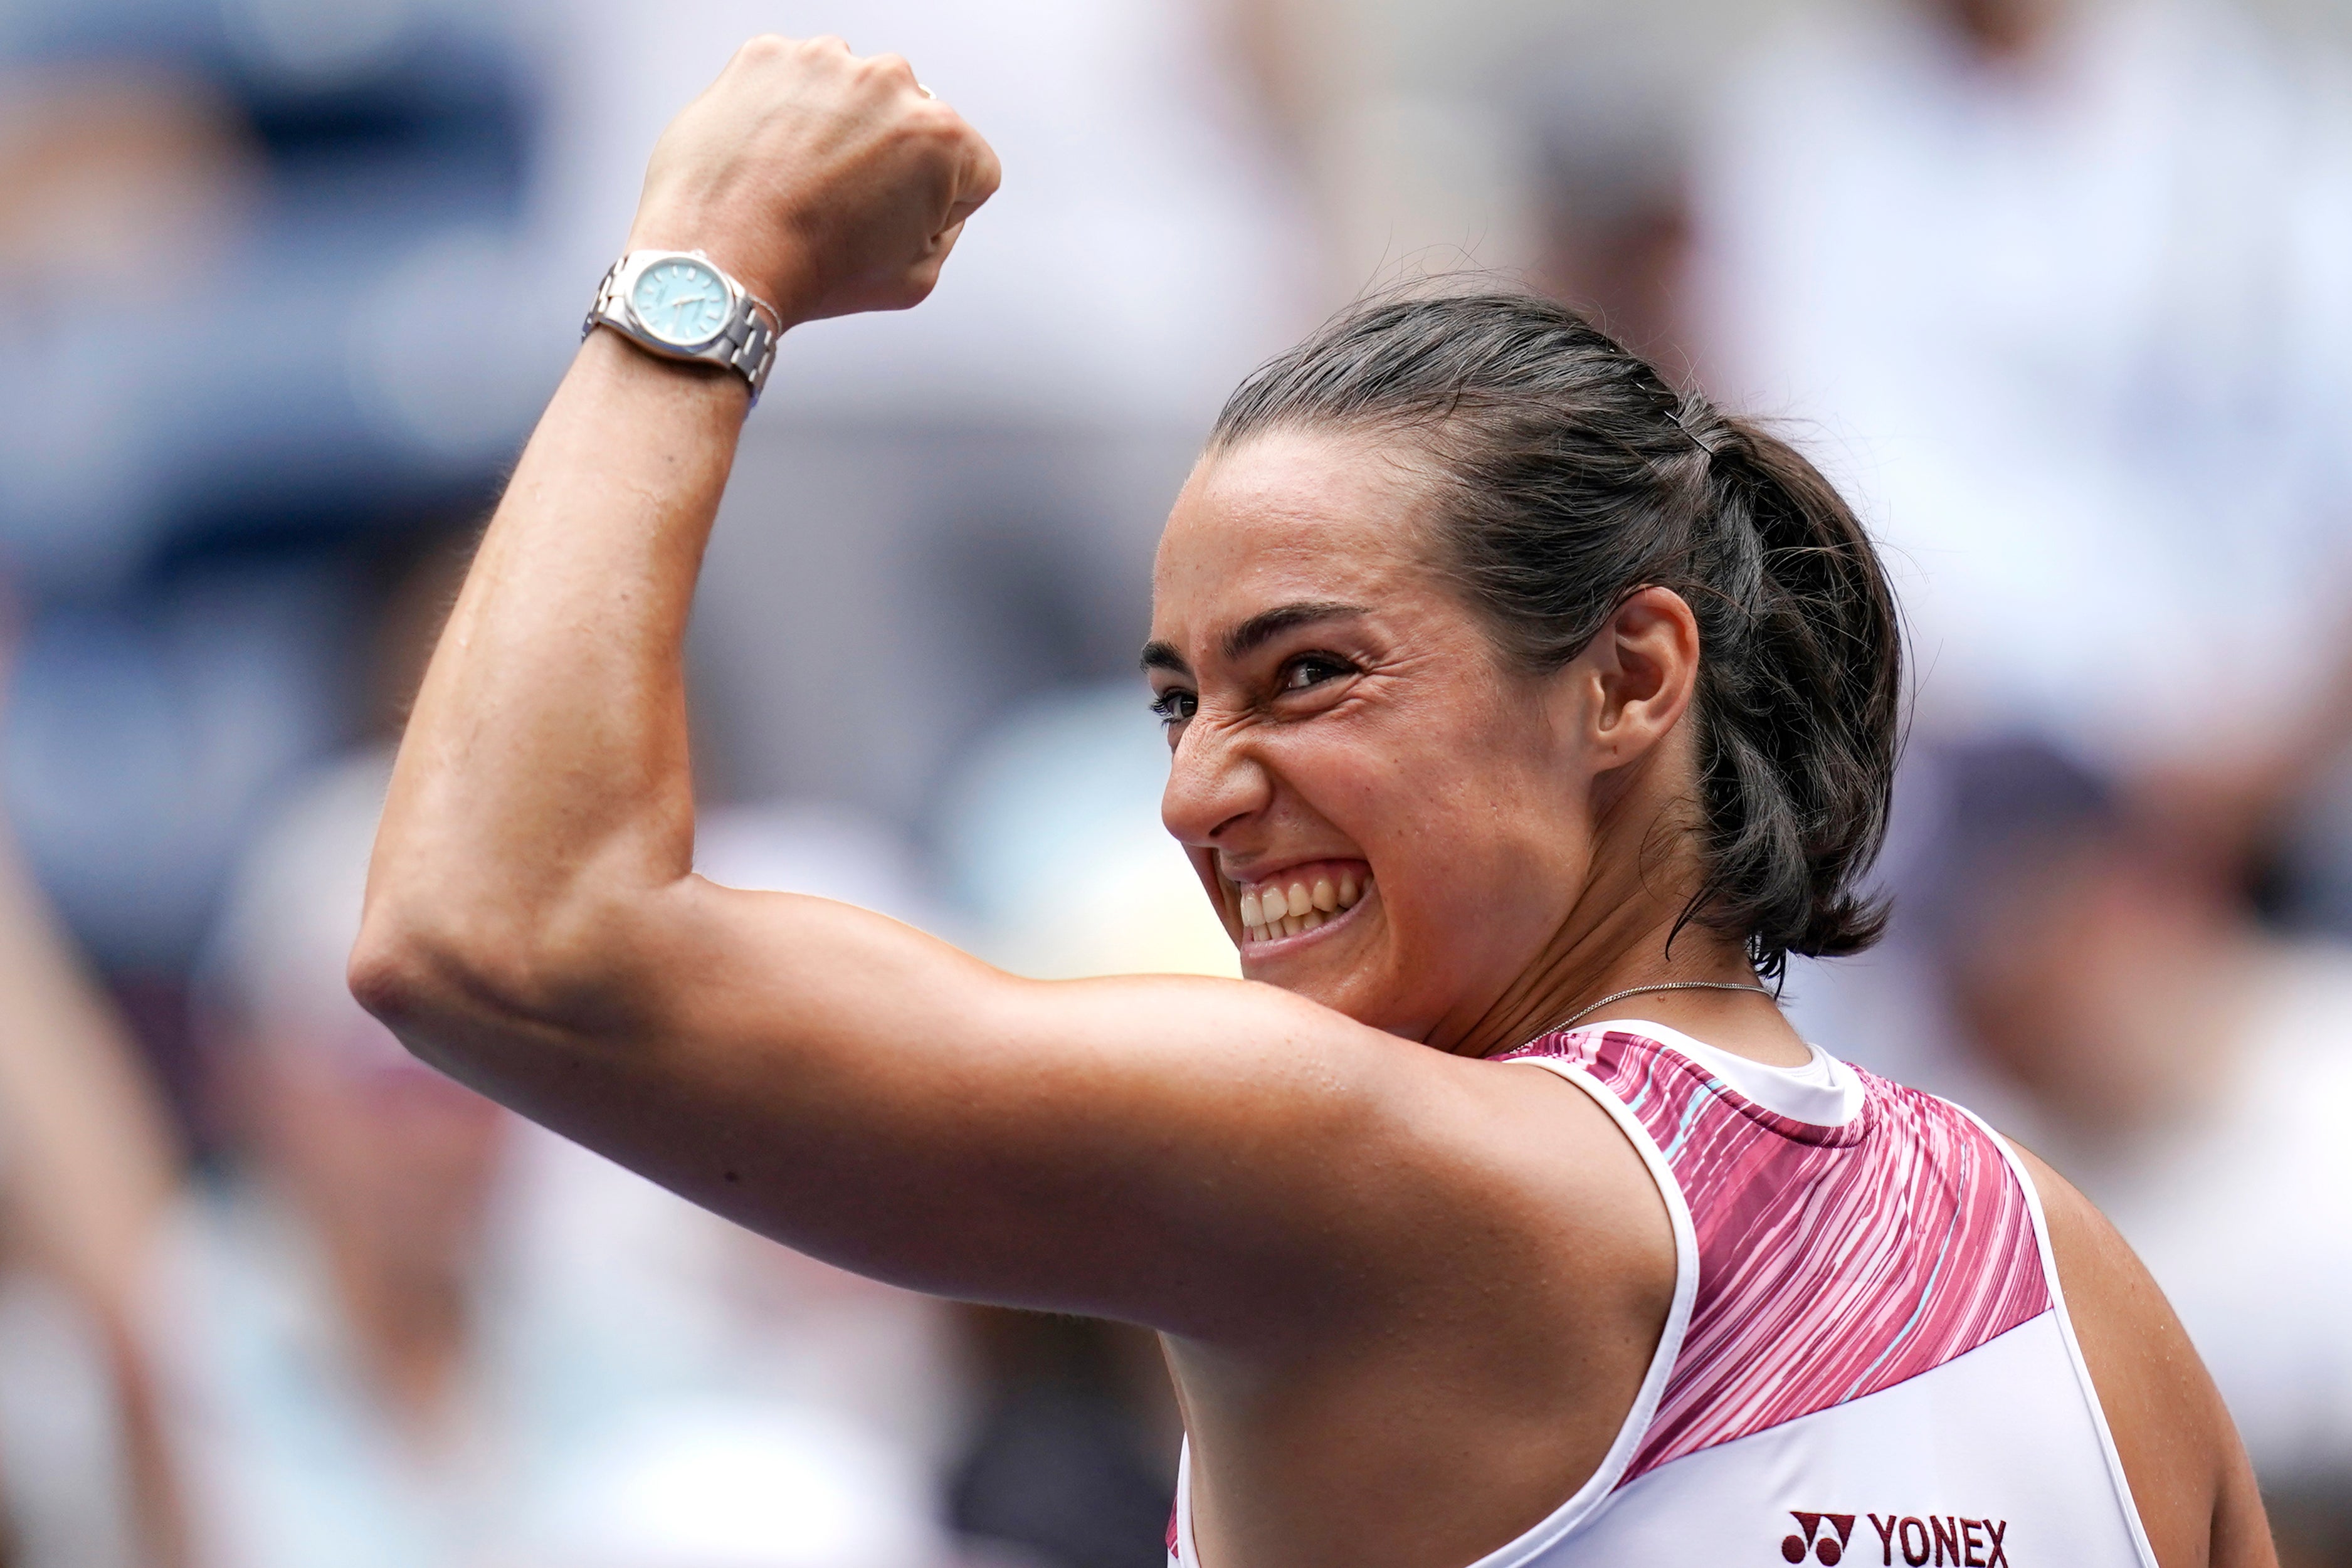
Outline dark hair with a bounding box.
[1208,292,1902,980]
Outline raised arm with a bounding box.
[0,811,187,1568]
[348,38,1553,1341]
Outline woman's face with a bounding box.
[1147,428,1608,1048]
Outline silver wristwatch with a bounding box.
[583,250,780,402]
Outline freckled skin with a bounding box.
[353,37,2275,1568]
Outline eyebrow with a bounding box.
[1139,601,1371,676]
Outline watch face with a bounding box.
[630,256,731,347]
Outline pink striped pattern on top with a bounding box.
[1501,1028,2050,1483]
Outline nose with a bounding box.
[1161,717,1270,850]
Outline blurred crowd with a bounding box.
[1,0,2349,1564]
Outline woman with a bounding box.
[352,36,2272,1568]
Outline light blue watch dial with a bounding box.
[630,257,732,347]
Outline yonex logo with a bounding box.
[1782,1513,1855,1564]
[1867,1514,2010,1567]
[1782,1513,2011,1567]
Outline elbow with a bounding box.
[347,884,650,1051]
[347,907,435,1035]
[347,895,552,1051]
[347,900,489,1047]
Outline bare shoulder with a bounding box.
[2003,1140,2276,1568]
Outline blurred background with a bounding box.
[2,0,2350,1563]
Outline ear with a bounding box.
[1548,586,1701,771]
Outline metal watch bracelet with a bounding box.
[582,250,781,403]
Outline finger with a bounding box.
[897,223,963,307]
[910,218,966,280]
[945,129,1002,226]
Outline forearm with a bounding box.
[362,330,744,1004]
[359,34,996,1026]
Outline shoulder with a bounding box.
[1215,1023,1682,1354]
[2001,1140,2277,1568]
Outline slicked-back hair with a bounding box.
[1210,292,1903,981]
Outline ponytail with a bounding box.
[1679,408,1899,971]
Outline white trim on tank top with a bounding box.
[1573,1018,1864,1128]
[1954,1103,2163,1568]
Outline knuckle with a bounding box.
[736,32,789,61]
[908,100,962,139]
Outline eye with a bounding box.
[1149,688,1198,727]
[1277,654,1355,693]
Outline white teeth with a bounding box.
[1232,868,1373,947]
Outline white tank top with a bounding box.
[1167,1023,2160,1568]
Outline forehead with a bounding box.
[1151,428,1440,644]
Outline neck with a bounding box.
[1443,791,1808,1066]
[1453,913,1801,1066]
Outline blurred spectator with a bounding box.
[1685,0,2352,801]
[1667,0,2352,1194]
[0,0,546,1082]
[948,1310,1175,1568]
[495,1401,955,1568]
[0,788,186,1568]
[156,750,618,1568]
[0,0,541,590]
[155,752,975,1568]
[1915,740,2352,1561]
[1519,11,1717,365]
[0,717,983,1565]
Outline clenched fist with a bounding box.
[626,34,1001,328]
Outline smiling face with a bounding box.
[1147,428,1630,1050]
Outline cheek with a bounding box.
[1312,696,1590,932]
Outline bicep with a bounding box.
[2012,1144,2276,1568]
[406,876,1456,1337]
